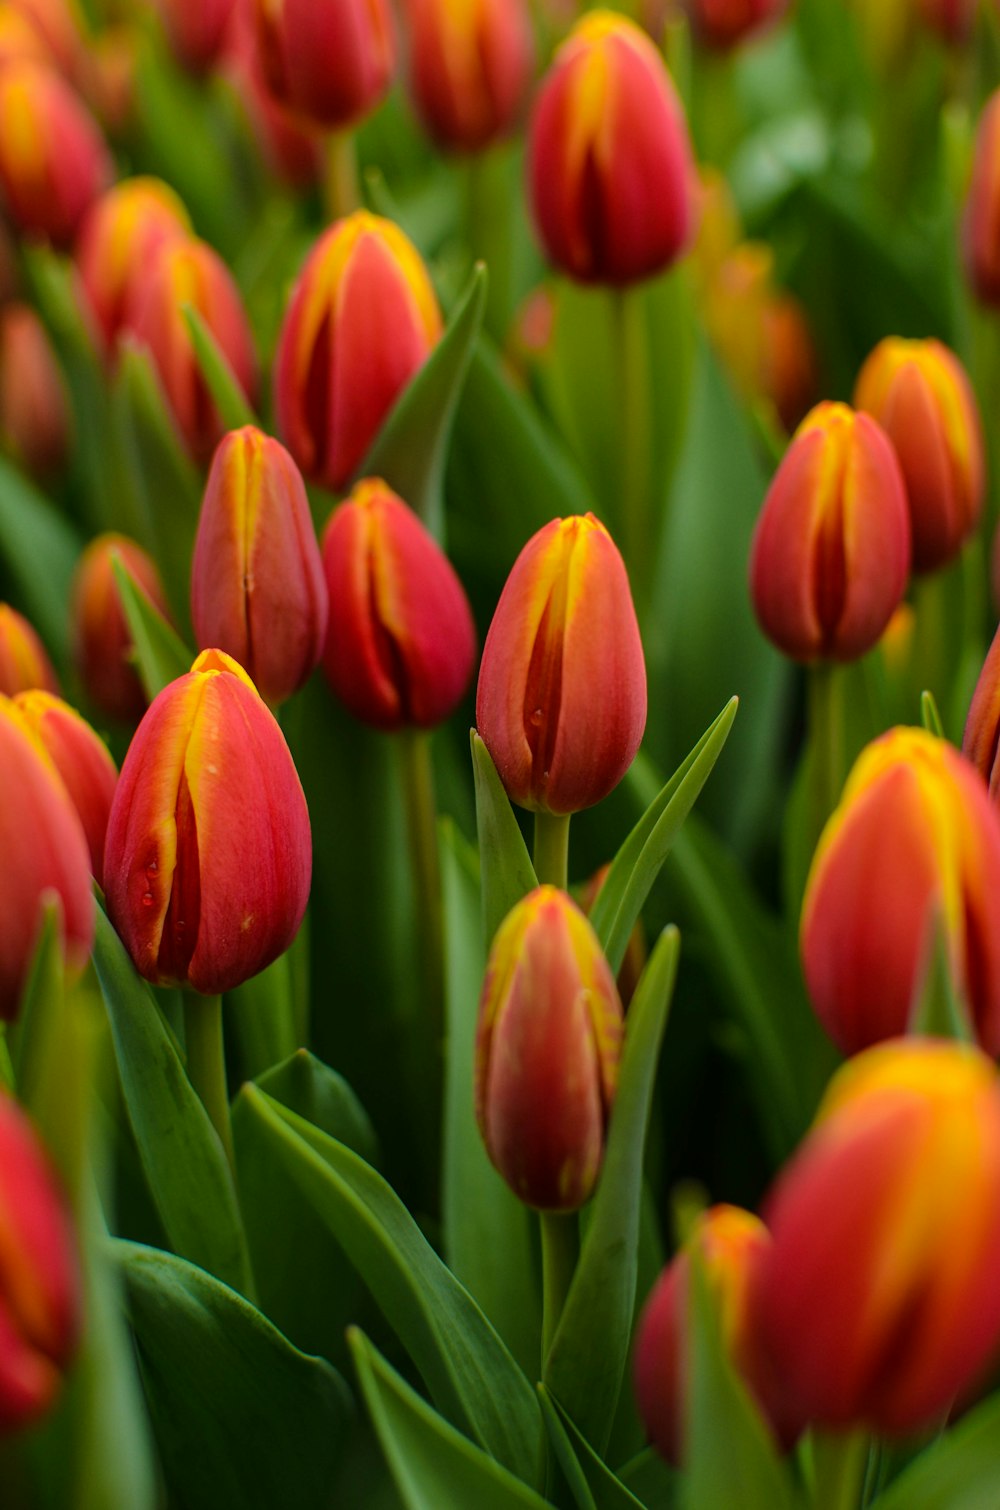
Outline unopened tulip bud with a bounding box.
[402,0,535,153]
[192,427,328,706]
[961,618,1000,801]
[0,6,49,70]
[0,62,110,245]
[75,177,192,353]
[0,1092,80,1433]
[689,168,742,296]
[321,478,475,730]
[801,728,1000,1055]
[70,533,170,724]
[104,649,311,994]
[150,0,236,73]
[702,241,773,403]
[964,90,1000,306]
[528,12,697,286]
[918,0,976,44]
[0,603,59,696]
[0,693,93,1018]
[854,337,984,573]
[475,885,623,1210]
[477,514,646,815]
[757,1039,1000,1435]
[220,13,321,189]
[634,1206,794,1465]
[13,690,117,885]
[759,291,818,434]
[749,401,911,663]
[0,303,71,480]
[122,236,258,462]
[275,212,442,493]
[8,0,87,82]
[681,0,789,50]
[247,0,395,132]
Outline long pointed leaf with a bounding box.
[539,1388,646,1510]
[111,554,192,701]
[471,732,537,947]
[871,1394,1000,1509]
[183,305,257,431]
[0,454,79,662]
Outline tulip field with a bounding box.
[7,0,1000,1506]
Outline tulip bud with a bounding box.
[87,24,139,139]
[0,62,110,246]
[801,728,1000,1056]
[961,617,1000,800]
[527,12,697,286]
[0,603,59,697]
[964,89,1000,306]
[13,690,117,886]
[854,337,984,573]
[749,401,911,663]
[757,1039,1000,1435]
[701,241,773,404]
[321,478,475,730]
[402,0,535,153]
[689,168,742,295]
[759,290,818,434]
[918,0,976,44]
[192,427,328,706]
[681,0,789,50]
[70,533,171,724]
[634,1205,793,1465]
[220,13,321,189]
[150,0,236,73]
[103,649,311,994]
[75,177,192,354]
[274,212,442,493]
[247,0,396,132]
[122,236,258,462]
[0,693,94,1018]
[0,303,71,480]
[8,0,87,83]
[0,6,49,71]
[0,1091,80,1433]
[476,514,646,815]
[475,885,623,1210]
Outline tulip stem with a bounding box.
[324,130,360,220]
[616,286,652,614]
[808,661,845,844]
[533,812,571,891]
[399,730,445,1044]
[810,1430,871,1510]
[183,992,235,1173]
[540,1210,577,1372]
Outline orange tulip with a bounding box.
[75,177,192,353]
[0,303,70,479]
[70,533,170,725]
[0,603,59,697]
[13,690,117,886]
[0,61,110,245]
[964,88,1000,305]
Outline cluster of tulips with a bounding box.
[6,0,1000,1507]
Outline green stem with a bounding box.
[540,1209,578,1373]
[183,992,235,1172]
[616,287,652,613]
[399,731,445,1044]
[231,954,298,1081]
[811,1431,871,1510]
[808,661,844,844]
[324,130,360,221]
[533,811,571,891]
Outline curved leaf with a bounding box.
[539,1388,645,1510]
[0,454,79,663]
[471,732,537,948]
[183,305,258,432]
[871,1394,1000,1510]
[111,554,192,701]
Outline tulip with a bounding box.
[801,727,1000,1056]
[192,427,328,706]
[103,649,311,994]
[0,603,59,697]
[749,401,911,663]
[75,177,192,353]
[150,0,236,73]
[756,1038,1000,1435]
[122,235,258,463]
[476,514,646,815]
[70,533,170,725]
[0,6,49,71]
[475,885,623,1210]
[682,0,789,50]
[634,1205,792,1465]
[701,241,773,405]
[402,0,535,153]
[0,62,111,245]
[527,11,698,286]
[0,303,71,479]
[320,478,475,730]
[964,89,1000,305]
[0,1091,80,1433]
[918,0,977,44]
[759,290,818,434]
[961,617,1000,802]
[854,337,984,573]
[220,13,322,189]
[247,0,395,132]
[0,693,93,1019]
[7,0,87,82]
[13,690,117,885]
[274,212,442,493]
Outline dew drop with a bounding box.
[141,892,154,907]
[529,708,543,727]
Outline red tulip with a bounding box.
[247,0,395,132]
[13,690,117,886]
[150,0,237,73]
[683,0,789,51]
[0,61,111,245]
[0,603,59,697]
[70,533,171,725]
[402,0,535,153]
[0,302,71,479]
[75,177,192,354]
[963,88,1000,305]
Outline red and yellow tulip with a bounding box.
[0,603,58,697]
[0,61,110,245]
[13,690,117,886]
[247,0,396,132]
[70,533,170,725]
[75,177,192,354]
[402,0,535,153]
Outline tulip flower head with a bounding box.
[0,302,70,479]
[103,650,311,994]
[248,0,396,132]
[528,11,698,286]
[403,0,535,153]
[682,0,789,51]
[757,1039,1000,1436]
[321,478,475,730]
[150,0,236,73]
[964,88,1000,306]
[275,212,442,493]
[0,61,111,245]
[961,617,1000,802]
[75,177,192,354]
[475,885,623,1210]
[918,0,977,44]
[13,691,117,886]
[801,727,1000,1056]
[749,401,911,662]
[70,533,170,725]
[477,514,646,815]
[0,603,59,697]
[854,337,984,573]
[0,1092,80,1434]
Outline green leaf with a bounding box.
[545,927,680,1453]
[908,915,974,1043]
[118,1240,351,1510]
[183,304,258,432]
[350,1329,550,1510]
[539,1387,645,1510]
[616,1447,677,1509]
[683,1248,801,1510]
[0,453,79,664]
[91,905,252,1294]
[440,822,540,1378]
[871,1393,1000,1510]
[590,700,738,976]
[921,690,945,738]
[471,732,538,948]
[359,264,487,540]
[111,553,192,701]
[236,1084,544,1481]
